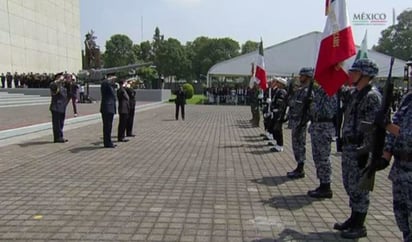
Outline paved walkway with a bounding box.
[0,104,402,241]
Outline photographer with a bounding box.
[174,85,186,120]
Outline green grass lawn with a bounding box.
[169,94,207,104]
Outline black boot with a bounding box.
[333,210,354,231]
[287,163,305,179]
[307,183,333,199]
[341,212,367,239]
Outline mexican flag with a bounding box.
[314,0,356,96]
[255,40,267,90]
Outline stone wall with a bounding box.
[0,0,81,74]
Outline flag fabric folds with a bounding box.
[249,63,256,88]
[355,30,368,60]
[315,0,356,96]
[255,40,267,90]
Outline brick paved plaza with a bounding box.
[0,103,403,241]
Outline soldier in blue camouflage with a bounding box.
[333,59,382,239]
[287,67,313,179]
[307,84,337,198]
[374,91,412,242]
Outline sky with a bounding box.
[80,0,411,51]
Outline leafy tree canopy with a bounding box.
[374,9,412,60]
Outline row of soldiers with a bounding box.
[1,72,69,88]
[251,59,412,241]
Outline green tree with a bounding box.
[139,41,153,62]
[188,37,240,80]
[241,40,259,54]
[156,38,191,80]
[152,27,165,74]
[104,34,136,67]
[137,66,158,88]
[374,9,412,60]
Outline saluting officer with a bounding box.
[307,84,337,198]
[125,80,136,137]
[334,59,382,239]
[287,67,314,179]
[117,79,130,142]
[100,73,117,148]
[49,72,68,143]
[374,91,412,242]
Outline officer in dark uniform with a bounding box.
[268,77,288,152]
[6,72,12,88]
[125,81,136,137]
[100,73,117,148]
[1,73,5,88]
[375,91,412,242]
[49,73,68,143]
[174,86,186,120]
[334,59,381,239]
[117,79,130,142]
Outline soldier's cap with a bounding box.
[54,72,64,79]
[274,77,287,86]
[106,72,117,78]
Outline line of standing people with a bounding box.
[100,74,136,148]
[49,72,137,148]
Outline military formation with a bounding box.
[1,72,66,88]
[250,58,412,241]
[49,73,136,148]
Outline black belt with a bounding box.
[341,136,362,146]
[394,151,412,162]
[312,118,334,123]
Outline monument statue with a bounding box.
[84,30,101,69]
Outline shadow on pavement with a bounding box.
[18,141,53,147]
[69,146,104,153]
[261,194,317,210]
[249,150,273,155]
[236,120,259,129]
[250,176,290,187]
[243,138,265,143]
[241,135,263,139]
[91,141,103,146]
[252,228,343,242]
[219,144,267,149]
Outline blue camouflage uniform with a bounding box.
[309,85,337,185]
[341,84,381,213]
[385,92,412,241]
[290,82,311,164]
[334,58,381,239]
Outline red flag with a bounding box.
[315,0,356,96]
[255,40,267,90]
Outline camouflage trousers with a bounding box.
[250,105,260,126]
[390,160,412,241]
[291,122,307,164]
[309,122,335,184]
[341,145,370,213]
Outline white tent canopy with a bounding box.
[207,31,406,86]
